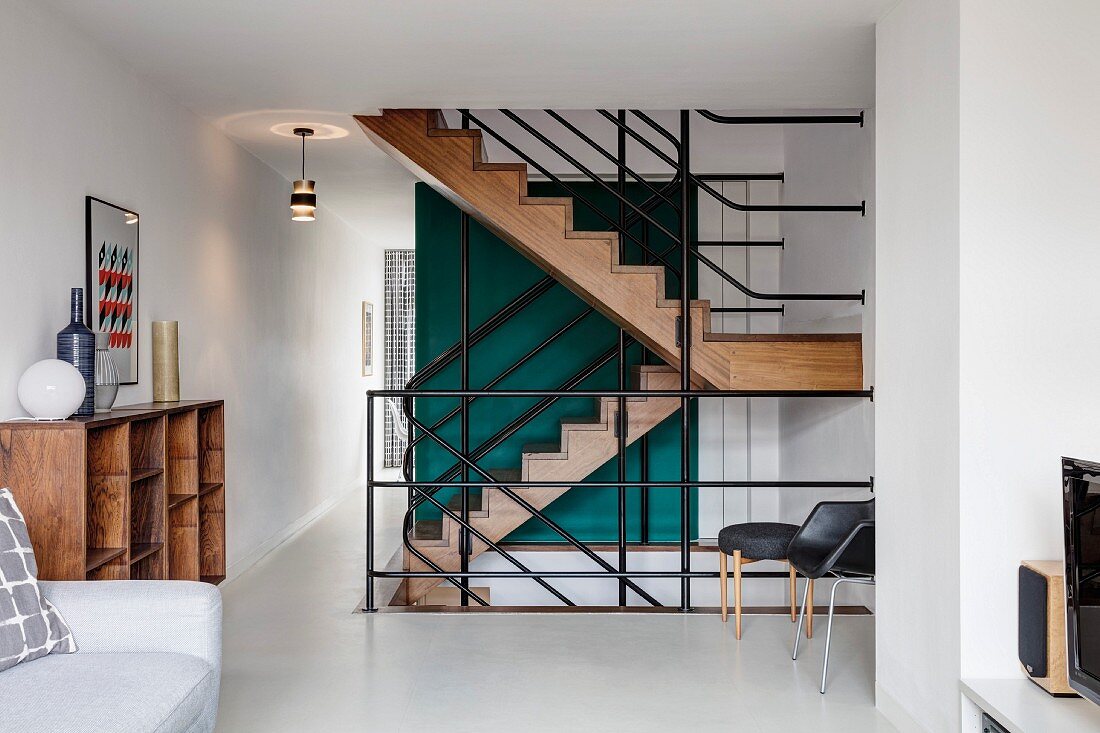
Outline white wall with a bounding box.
[0,1,394,577]
[875,0,961,731]
[779,117,877,606]
[958,0,1100,680]
[697,179,789,606]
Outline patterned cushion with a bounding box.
[0,488,76,672]
[717,522,800,560]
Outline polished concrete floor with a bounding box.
[216,489,896,732]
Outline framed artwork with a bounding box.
[362,301,374,376]
[86,197,139,384]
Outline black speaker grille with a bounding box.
[1019,565,1048,678]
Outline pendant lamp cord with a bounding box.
[301,133,306,179]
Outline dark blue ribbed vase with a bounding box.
[57,287,95,417]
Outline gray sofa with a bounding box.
[2,580,222,733]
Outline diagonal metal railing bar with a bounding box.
[402,409,664,607]
[498,109,683,244]
[461,111,682,279]
[403,341,628,516]
[542,110,680,211]
[596,110,680,170]
[400,307,598,479]
[628,110,682,151]
[404,483,575,606]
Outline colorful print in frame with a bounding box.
[86,197,139,384]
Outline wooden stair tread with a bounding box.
[705,332,862,343]
[485,468,521,483]
[445,493,487,514]
[560,416,607,431]
[521,196,572,207]
[522,443,566,457]
[428,128,481,138]
[475,162,527,172]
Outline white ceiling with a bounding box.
[44,0,897,238]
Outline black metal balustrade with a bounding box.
[365,108,871,612]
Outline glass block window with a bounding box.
[384,249,415,468]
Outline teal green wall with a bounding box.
[414,181,697,542]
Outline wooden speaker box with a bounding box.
[1019,560,1076,696]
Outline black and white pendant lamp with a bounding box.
[291,127,317,222]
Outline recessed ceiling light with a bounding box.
[270,122,348,140]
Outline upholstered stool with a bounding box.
[717,522,813,639]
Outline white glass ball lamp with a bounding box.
[17,359,86,420]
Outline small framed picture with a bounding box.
[362,301,374,376]
[86,197,139,384]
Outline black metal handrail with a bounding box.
[366,388,873,611]
[364,106,871,613]
[697,109,864,126]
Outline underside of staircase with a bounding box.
[356,109,865,606]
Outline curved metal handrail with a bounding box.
[697,109,864,126]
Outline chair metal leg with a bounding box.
[819,576,875,694]
[792,578,810,660]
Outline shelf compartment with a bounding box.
[168,493,196,509]
[198,405,224,485]
[169,493,200,581]
[87,558,128,581]
[131,467,164,483]
[165,409,199,495]
[129,415,165,476]
[199,485,225,582]
[87,423,129,577]
[85,547,126,573]
[130,547,164,580]
[129,542,162,564]
[199,482,222,496]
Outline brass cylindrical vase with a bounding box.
[152,321,180,402]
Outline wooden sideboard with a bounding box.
[0,400,225,584]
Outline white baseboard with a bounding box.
[224,480,363,584]
[877,682,931,733]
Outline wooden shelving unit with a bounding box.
[0,400,225,584]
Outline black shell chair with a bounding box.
[788,498,875,693]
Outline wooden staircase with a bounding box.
[399,365,680,605]
[356,109,863,392]
[355,109,864,606]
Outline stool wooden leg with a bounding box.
[788,563,797,622]
[806,579,814,639]
[719,552,728,623]
[733,550,743,640]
